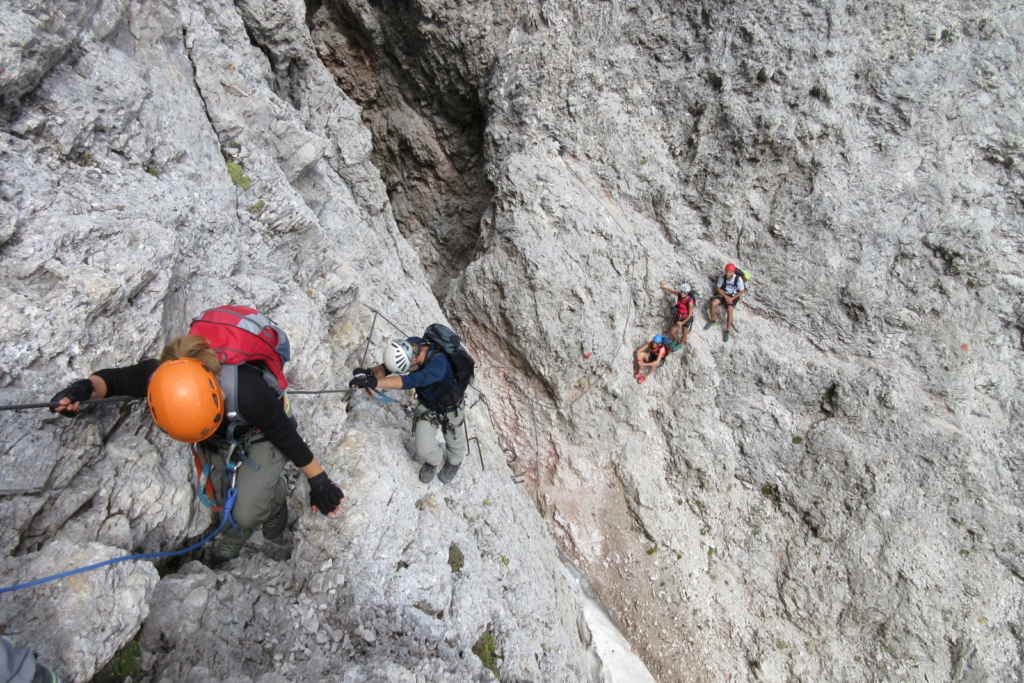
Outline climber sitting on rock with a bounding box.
[634,335,671,384]
[49,307,344,567]
[705,263,745,342]
[660,281,695,346]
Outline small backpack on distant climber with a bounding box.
[422,323,475,409]
[676,293,696,318]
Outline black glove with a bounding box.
[352,368,373,377]
[349,374,377,389]
[49,378,94,417]
[308,472,344,515]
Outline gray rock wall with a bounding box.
[479,2,1024,681]
[1,0,1022,681]
[315,0,1024,680]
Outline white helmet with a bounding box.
[384,339,414,374]
[678,283,691,294]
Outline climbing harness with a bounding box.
[0,486,239,595]
[193,443,221,511]
[412,405,458,437]
[192,443,247,522]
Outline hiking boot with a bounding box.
[262,500,288,541]
[209,538,243,567]
[438,461,461,484]
[704,321,716,330]
[34,663,62,683]
[419,463,437,483]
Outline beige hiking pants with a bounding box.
[413,405,467,468]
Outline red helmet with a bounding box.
[725,263,737,272]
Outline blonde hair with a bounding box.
[159,334,221,375]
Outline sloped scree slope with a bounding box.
[0,0,591,681]
[316,0,1024,681]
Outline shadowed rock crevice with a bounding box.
[309,0,496,298]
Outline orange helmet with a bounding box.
[147,358,224,443]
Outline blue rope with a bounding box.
[0,488,238,595]
[370,389,400,404]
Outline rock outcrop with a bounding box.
[1,0,1022,681]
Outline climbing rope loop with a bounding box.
[0,488,238,595]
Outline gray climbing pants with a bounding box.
[0,636,59,683]
[414,405,467,468]
[203,438,289,545]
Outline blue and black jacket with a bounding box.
[396,337,457,411]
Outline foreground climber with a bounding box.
[50,307,344,566]
[705,263,745,341]
[349,325,474,484]
[634,335,671,384]
[659,281,696,345]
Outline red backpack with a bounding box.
[189,306,291,390]
[675,293,696,318]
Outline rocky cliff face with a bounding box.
[1,0,1022,681]
[314,0,1024,680]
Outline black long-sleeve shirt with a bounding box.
[94,360,315,468]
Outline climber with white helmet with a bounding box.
[634,334,672,384]
[49,307,344,566]
[659,281,696,345]
[349,329,472,484]
[705,263,745,342]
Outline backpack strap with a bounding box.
[423,343,438,364]
[219,365,260,471]
[221,364,241,443]
[421,345,453,388]
[416,345,460,411]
